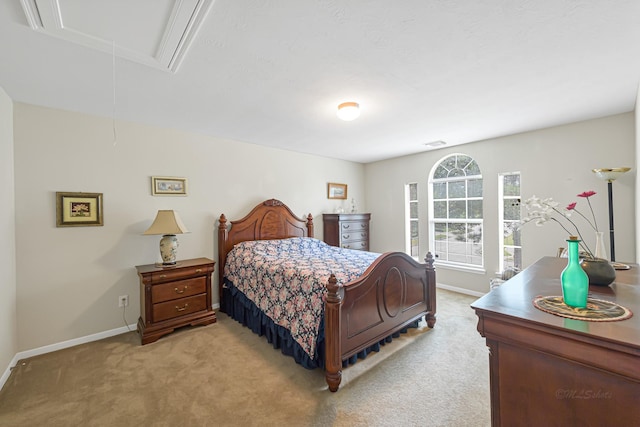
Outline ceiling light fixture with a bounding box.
[337,102,360,121]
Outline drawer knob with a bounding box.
[175,286,187,294]
[176,303,189,312]
[343,224,350,229]
[343,234,350,239]
[195,269,202,273]
[159,274,167,279]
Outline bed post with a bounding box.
[306,214,314,238]
[217,214,228,310]
[424,252,437,328]
[325,274,342,392]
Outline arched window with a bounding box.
[429,154,483,269]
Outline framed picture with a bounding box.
[327,182,348,199]
[151,176,188,196]
[56,192,103,227]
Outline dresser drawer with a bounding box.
[152,277,206,303]
[153,294,208,322]
[340,221,368,232]
[148,265,211,283]
[341,241,369,251]
[341,230,368,243]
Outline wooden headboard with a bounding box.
[217,199,314,296]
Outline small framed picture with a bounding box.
[56,192,103,227]
[327,182,348,199]
[151,176,188,196]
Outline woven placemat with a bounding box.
[533,296,633,322]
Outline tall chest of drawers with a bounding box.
[136,257,217,344]
[323,213,371,251]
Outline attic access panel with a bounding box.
[20,0,214,72]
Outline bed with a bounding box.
[217,199,436,391]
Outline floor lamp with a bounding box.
[592,167,631,262]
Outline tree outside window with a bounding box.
[430,154,483,268]
[499,173,522,271]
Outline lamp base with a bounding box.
[159,234,179,265]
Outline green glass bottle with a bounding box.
[561,236,589,308]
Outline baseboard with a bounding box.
[0,353,20,392]
[1,303,222,391]
[0,323,136,391]
[437,283,485,298]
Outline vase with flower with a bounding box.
[520,191,616,287]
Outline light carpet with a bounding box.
[0,289,490,426]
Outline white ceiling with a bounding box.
[1,0,639,163]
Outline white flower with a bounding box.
[519,193,599,259]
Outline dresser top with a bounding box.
[323,213,370,220]
[471,256,640,349]
[135,257,214,274]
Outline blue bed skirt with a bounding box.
[222,278,418,369]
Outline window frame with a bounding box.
[498,172,522,272]
[428,154,484,272]
[405,183,419,259]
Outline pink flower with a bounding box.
[521,191,602,259]
[577,191,596,198]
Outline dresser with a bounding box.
[471,257,640,426]
[323,213,371,251]
[136,257,217,345]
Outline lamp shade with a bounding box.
[143,210,189,235]
[592,167,631,182]
[336,102,360,121]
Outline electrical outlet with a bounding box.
[118,295,129,308]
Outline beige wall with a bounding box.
[365,113,636,294]
[0,87,16,374]
[9,102,639,352]
[13,103,365,351]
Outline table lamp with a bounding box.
[143,210,189,265]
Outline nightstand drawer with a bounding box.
[149,265,212,283]
[151,277,206,303]
[153,294,207,322]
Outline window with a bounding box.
[405,183,419,258]
[499,172,522,271]
[429,154,483,269]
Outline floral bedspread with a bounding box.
[224,237,379,359]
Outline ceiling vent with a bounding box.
[20,0,215,73]
[424,140,447,148]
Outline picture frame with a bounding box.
[56,192,103,227]
[151,176,188,196]
[327,182,348,199]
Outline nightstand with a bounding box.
[136,257,216,345]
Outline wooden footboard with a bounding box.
[325,252,436,392]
